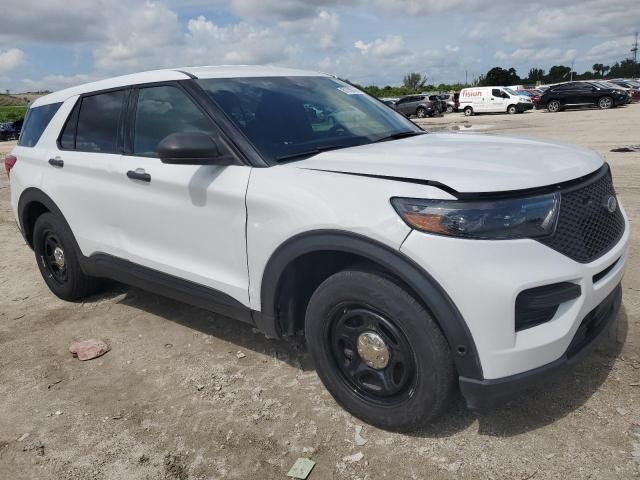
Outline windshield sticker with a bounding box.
[337,86,364,95]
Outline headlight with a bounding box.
[391,193,560,239]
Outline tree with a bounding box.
[402,72,427,92]
[479,67,521,86]
[527,68,545,83]
[546,65,572,83]
[592,63,604,76]
[602,65,611,77]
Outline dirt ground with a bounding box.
[1,104,639,480]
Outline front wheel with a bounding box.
[507,105,517,114]
[33,212,101,301]
[305,269,455,431]
[598,96,613,109]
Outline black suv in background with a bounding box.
[538,81,629,112]
[393,95,438,118]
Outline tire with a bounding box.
[547,100,561,112]
[598,96,613,109]
[446,105,454,113]
[463,107,473,116]
[507,105,517,114]
[33,212,100,301]
[416,107,427,118]
[305,269,455,431]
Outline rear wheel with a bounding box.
[463,106,473,116]
[598,96,613,109]
[416,107,427,118]
[446,105,454,113]
[33,212,100,301]
[547,100,561,112]
[305,269,455,431]
[507,104,517,114]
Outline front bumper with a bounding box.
[517,103,533,112]
[459,283,621,409]
[400,202,629,381]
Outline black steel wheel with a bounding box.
[305,268,455,431]
[39,230,68,286]
[329,306,417,403]
[33,212,101,301]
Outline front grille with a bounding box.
[539,168,625,263]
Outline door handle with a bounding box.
[126,169,151,182]
[48,158,64,168]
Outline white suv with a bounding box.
[6,66,629,431]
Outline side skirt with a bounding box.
[82,253,255,325]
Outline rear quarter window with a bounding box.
[18,102,62,147]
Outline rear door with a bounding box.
[111,82,251,304]
[43,89,129,257]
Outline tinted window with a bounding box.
[133,86,215,156]
[199,76,420,162]
[59,100,80,150]
[18,102,62,147]
[492,89,502,97]
[76,90,126,153]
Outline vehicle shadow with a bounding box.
[109,286,314,372]
[413,306,629,438]
[89,285,628,438]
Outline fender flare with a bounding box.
[260,230,483,380]
[17,188,81,254]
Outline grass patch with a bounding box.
[0,106,27,123]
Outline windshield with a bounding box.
[503,88,518,96]
[197,76,421,162]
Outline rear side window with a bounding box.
[18,102,62,147]
[133,85,217,156]
[75,90,126,153]
[59,100,80,150]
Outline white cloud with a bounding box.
[354,35,405,57]
[585,38,634,61]
[495,48,578,65]
[278,10,340,51]
[185,16,294,65]
[20,74,96,92]
[0,49,26,72]
[230,0,340,20]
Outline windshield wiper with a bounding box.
[374,131,426,143]
[275,144,360,162]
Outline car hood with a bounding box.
[294,133,603,193]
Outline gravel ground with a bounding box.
[1,104,639,479]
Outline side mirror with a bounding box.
[157,132,235,165]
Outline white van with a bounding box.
[459,86,532,116]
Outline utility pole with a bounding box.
[570,59,575,81]
[465,70,468,85]
[632,32,638,79]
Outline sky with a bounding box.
[0,0,638,92]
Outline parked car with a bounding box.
[0,122,20,141]
[436,94,458,113]
[607,80,640,103]
[520,89,543,106]
[537,81,629,112]
[425,94,447,113]
[394,94,438,117]
[6,66,629,431]
[458,86,533,115]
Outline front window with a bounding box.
[197,76,421,162]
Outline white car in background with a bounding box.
[459,86,533,115]
[6,66,628,430]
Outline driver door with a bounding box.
[110,83,251,305]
